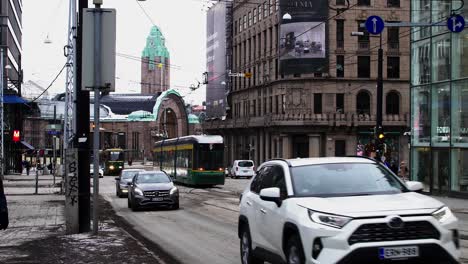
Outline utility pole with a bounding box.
[77,0,91,233]
[53,105,57,184]
[0,48,4,180]
[375,34,384,162]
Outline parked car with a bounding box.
[127,170,179,211]
[238,157,460,264]
[115,169,145,198]
[230,160,255,179]
[90,164,104,178]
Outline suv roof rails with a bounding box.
[346,155,378,163]
[268,158,292,167]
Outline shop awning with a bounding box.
[4,95,29,104]
[21,141,34,150]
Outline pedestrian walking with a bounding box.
[0,177,8,230]
[25,160,31,176]
[398,161,409,181]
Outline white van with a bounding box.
[230,160,255,178]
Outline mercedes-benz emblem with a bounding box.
[387,217,404,229]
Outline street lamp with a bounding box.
[351,31,384,161]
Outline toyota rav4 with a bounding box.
[238,157,460,264]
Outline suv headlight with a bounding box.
[432,207,454,223]
[170,187,178,195]
[309,210,352,229]
[134,188,144,196]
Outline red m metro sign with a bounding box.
[12,130,20,142]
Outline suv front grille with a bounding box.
[143,190,170,197]
[348,221,440,245]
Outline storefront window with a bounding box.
[432,149,450,193]
[452,31,468,79]
[411,39,431,85]
[411,0,431,41]
[452,80,468,147]
[411,147,431,192]
[451,149,468,192]
[432,34,450,82]
[412,85,430,146]
[431,83,450,146]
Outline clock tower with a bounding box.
[141,26,170,94]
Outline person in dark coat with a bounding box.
[0,177,8,230]
[25,160,31,176]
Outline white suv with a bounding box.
[231,160,255,178]
[238,157,460,264]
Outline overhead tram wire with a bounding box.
[116,53,182,70]
[30,63,67,103]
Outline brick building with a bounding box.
[141,26,170,94]
[205,0,410,168]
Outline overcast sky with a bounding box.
[22,0,209,105]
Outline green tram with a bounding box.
[101,148,125,176]
[153,135,225,186]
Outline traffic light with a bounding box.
[374,126,385,161]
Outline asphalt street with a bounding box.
[100,175,248,264]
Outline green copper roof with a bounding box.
[188,114,200,124]
[153,89,182,120]
[127,110,156,122]
[142,26,170,70]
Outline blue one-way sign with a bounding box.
[365,16,385,35]
[447,15,465,33]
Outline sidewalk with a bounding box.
[0,173,166,264]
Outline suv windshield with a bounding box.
[291,163,406,197]
[122,171,141,179]
[238,161,253,167]
[137,173,170,184]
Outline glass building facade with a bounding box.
[411,1,468,195]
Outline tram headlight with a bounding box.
[109,165,115,170]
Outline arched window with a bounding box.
[386,91,400,115]
[356,90,371,115]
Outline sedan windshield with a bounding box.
[291,163,406,197]
[122,171,141,179]
[137,173,171,184]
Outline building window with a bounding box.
[388,27,399,50]
[258,5,262,21]
[269,0,274,14]
[263,2,268,18]
[386,91,400,115]
[336,20,344,49]
[357,20,369,49]
[314,93,323,114]
[258,98,262,115]
[356,90,371,115]
[234,20,238,35]
[253,100,257,116]
[336,0,345,5]
[387,56,400,78]
[132,132,140,152]
[336,55,344,77]
[248,12,252,27]
[275,95,279,114]
[253,8,257,24]
[281,94,286,114]
[336,93,344,113]
[239,18,242,32]
[357,56,371,78]
[387,0,400,7]
[243,15,247,31]
[358,0,371,6]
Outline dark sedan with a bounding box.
[127,171,179,211]
[115,169,145,198]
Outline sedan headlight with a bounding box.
[432,207,454,223]
[170,187,178,195]
[309,210,352,229]
[134,187,144,196]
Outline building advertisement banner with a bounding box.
[279,0,328,75]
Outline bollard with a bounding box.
[35,168,39,194]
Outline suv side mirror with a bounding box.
[115,177,120,181]
[127,182,133,186]
[406,181,424,192]
[260,187,282,206]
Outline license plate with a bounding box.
[152,197,163,201]
[379,246,419,259]
[243,170,249,173]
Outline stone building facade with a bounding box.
[205,0,411,168]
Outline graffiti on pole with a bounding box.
[65,148,79,234]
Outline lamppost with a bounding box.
[352,31,384,161]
